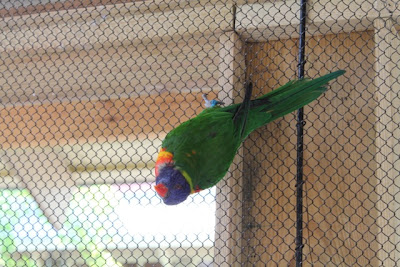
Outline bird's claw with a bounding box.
[202,93,224,108]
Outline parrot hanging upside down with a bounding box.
[154,70,345,205]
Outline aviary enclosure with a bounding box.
[0,0,399,266]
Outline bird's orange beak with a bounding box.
[154,183,168,198]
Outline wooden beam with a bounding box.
[0,28,221,107]
[214,31,246,266]
[0,2,233,54]
[0,90,218,150]
[236,0,400,41]
[2,0,399,50]
[0,0,137,18]
[374,15,400,267]
[0,0,240,18]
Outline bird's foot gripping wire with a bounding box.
[202,93,224,108]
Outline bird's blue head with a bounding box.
[154,166,191,205]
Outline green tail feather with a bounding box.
[238,70,345,138]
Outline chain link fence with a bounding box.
[0,0,399,266]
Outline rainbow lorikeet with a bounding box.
[154,70,345,205]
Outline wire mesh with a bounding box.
[0,0,399,266]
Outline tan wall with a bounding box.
[243,31,378,266]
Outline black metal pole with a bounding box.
[295,0,307,266]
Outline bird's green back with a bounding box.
[161,70,345,191]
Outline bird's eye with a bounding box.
[174,184,182,190]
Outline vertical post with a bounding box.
[214,31,245,267]
[295,0,307,266]
[373,12,400,267]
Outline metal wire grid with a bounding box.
[0,0,399,266]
